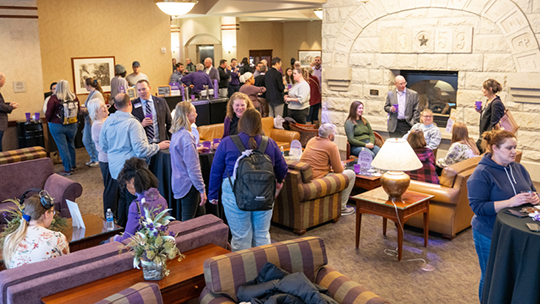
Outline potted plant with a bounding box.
[124,206,184,280]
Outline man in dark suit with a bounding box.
[0,72,19,151]
[131,79,172,143]
[254,65,268,117]
[384,75,420,138]
[265,57,285,117]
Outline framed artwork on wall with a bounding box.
[71,56,115,95]
[298,50,321,67]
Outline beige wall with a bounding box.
[175,16,223,64]
[37,0,172,99]
[283,21,322,66]
[0,0,44,150]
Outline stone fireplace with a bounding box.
[321,0,540,180]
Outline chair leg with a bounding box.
[332,217,340,223]
[293,229,307,235]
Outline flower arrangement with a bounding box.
[0,198,68,249]
[124,205,184,278]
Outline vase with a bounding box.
[141,260,165,281]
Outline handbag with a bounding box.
[497,109,519,133]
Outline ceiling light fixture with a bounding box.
[313,8,323,19]
[155,0,198,17]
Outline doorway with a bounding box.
[249,50,272,66]
[198,45,215,65]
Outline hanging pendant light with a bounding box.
[155,0,198,17]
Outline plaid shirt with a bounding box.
[406,148,439,184]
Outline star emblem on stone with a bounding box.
[419,35,428,46]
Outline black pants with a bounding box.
[116,180,136,228]
[228,84,239,98]
[389,119,411,138]
[0,130,3,152]
[177,185,205,221]
[288,108,309,125]
[99,162,119,218]
[307,103,321,123]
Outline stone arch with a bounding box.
[184,33,221,46]
[331,0,540,73]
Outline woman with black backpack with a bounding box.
[45,79,80,176]
[208,108,288,252]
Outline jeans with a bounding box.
[179,185,205,221]
[48,122,77,172]
[288,108,309,124]
[221,179,272,252]
[307,103,321,123]
[99,162,119,218]
[82,120,98,163]
[328,169,356,210]
[269,103,284,118]
[473,228,491,302]
[0,130,3,152]
[351,139,380,159]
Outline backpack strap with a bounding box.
[230,135,246,152]
[258,136,269,153]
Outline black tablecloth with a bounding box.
[482,209,540,304]
[149,149,224,221]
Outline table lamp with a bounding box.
[370,138,422,202]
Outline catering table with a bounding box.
[482,209,540,303]
[164,96,228,126]
[149,149,224,221]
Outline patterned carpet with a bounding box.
[63,148,481,304]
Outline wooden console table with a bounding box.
[41,244,230,304]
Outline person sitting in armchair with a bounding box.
[300,123,356,215]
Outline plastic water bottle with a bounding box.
[280,146,285,156]
[106,208,114,231]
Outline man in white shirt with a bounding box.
[203,57,220,84]
[125,61,149,87]
[384,75,420,138]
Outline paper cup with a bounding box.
[25,113,31,121]
[354,164,360,174]
[475,101,482,111]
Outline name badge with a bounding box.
[134,102,142,108]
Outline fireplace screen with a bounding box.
[401,71,458,127]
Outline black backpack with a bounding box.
[227,135,276,211]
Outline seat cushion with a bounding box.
[95,282,163,304]
[0,146,47,165]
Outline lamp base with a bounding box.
[380,171,410,202]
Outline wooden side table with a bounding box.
[351,187,433,261]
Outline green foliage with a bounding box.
[124,206,184,275]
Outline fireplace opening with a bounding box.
[400,70,458,127]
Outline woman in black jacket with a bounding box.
[476,79,505,152]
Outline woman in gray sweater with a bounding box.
[284,68,310,124]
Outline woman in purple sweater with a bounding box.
[113,157,168,243]
[209,109,288,251]
[170,101,207,221]
[222,92,254,138]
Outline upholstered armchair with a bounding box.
[272,160,349,235]
[199,237,389,304]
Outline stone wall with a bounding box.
[321,0,540,181]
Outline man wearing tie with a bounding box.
[131,80,172,143]
[384,75,420,138]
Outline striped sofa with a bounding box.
[95,283,163,304]
[0,146,47,165]
[199,237,388,304]
[272,160,349,235]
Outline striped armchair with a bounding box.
[199,237,388,304]
[272,160,349,235]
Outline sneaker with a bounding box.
[71,166,77,172]
[59,170,72,176]
[87,161,99,168]
[341,206,355,215]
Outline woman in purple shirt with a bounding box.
[222,92,254,138]
[209,109,288,251]
[113,157,168,243]
[170,101,207,221]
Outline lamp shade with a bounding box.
[370,138,422,171]
[156,0,197,16]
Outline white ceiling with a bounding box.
[177,0,326,21]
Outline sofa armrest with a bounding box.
[298,173,349,201]
[44,173,83,218]
[408,181,460,206]
[199,287,235,304]
[316,265,389,304]
[270,129,300,145]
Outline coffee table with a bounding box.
[351,187,433,261]
[41,244,230,304]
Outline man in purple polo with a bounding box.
[181,63,213,96]
[227,58,240,97]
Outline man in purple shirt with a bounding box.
[181,63,214,95]
[228,58,241,98]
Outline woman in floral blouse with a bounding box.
[3,192,69,269]
[436,122,480,175]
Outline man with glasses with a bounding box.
[384,75,420,138]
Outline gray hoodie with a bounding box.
[100,110,159,179]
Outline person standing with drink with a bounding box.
[476,79,505,153]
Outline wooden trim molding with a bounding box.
[0,6,38,10]
[0,15,38,19]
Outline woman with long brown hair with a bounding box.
[476,79,505,152]
[406,129,439,184]
[344,100,380,158]
[82,77,104,167]
[208,108,288,251]
[222,92,254,138]
[284,68,310,124]
[436,122,479,175]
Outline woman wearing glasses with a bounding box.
[403,109,442,150]
[2,191,69,269]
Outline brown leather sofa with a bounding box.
[197,117,300,149]
[406,151,522,239]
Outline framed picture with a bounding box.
[298,50,321,67]
[157,85,171,97]
[71,56,115,95]
[127,87,137,100]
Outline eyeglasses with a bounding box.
[422,115,433,118]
